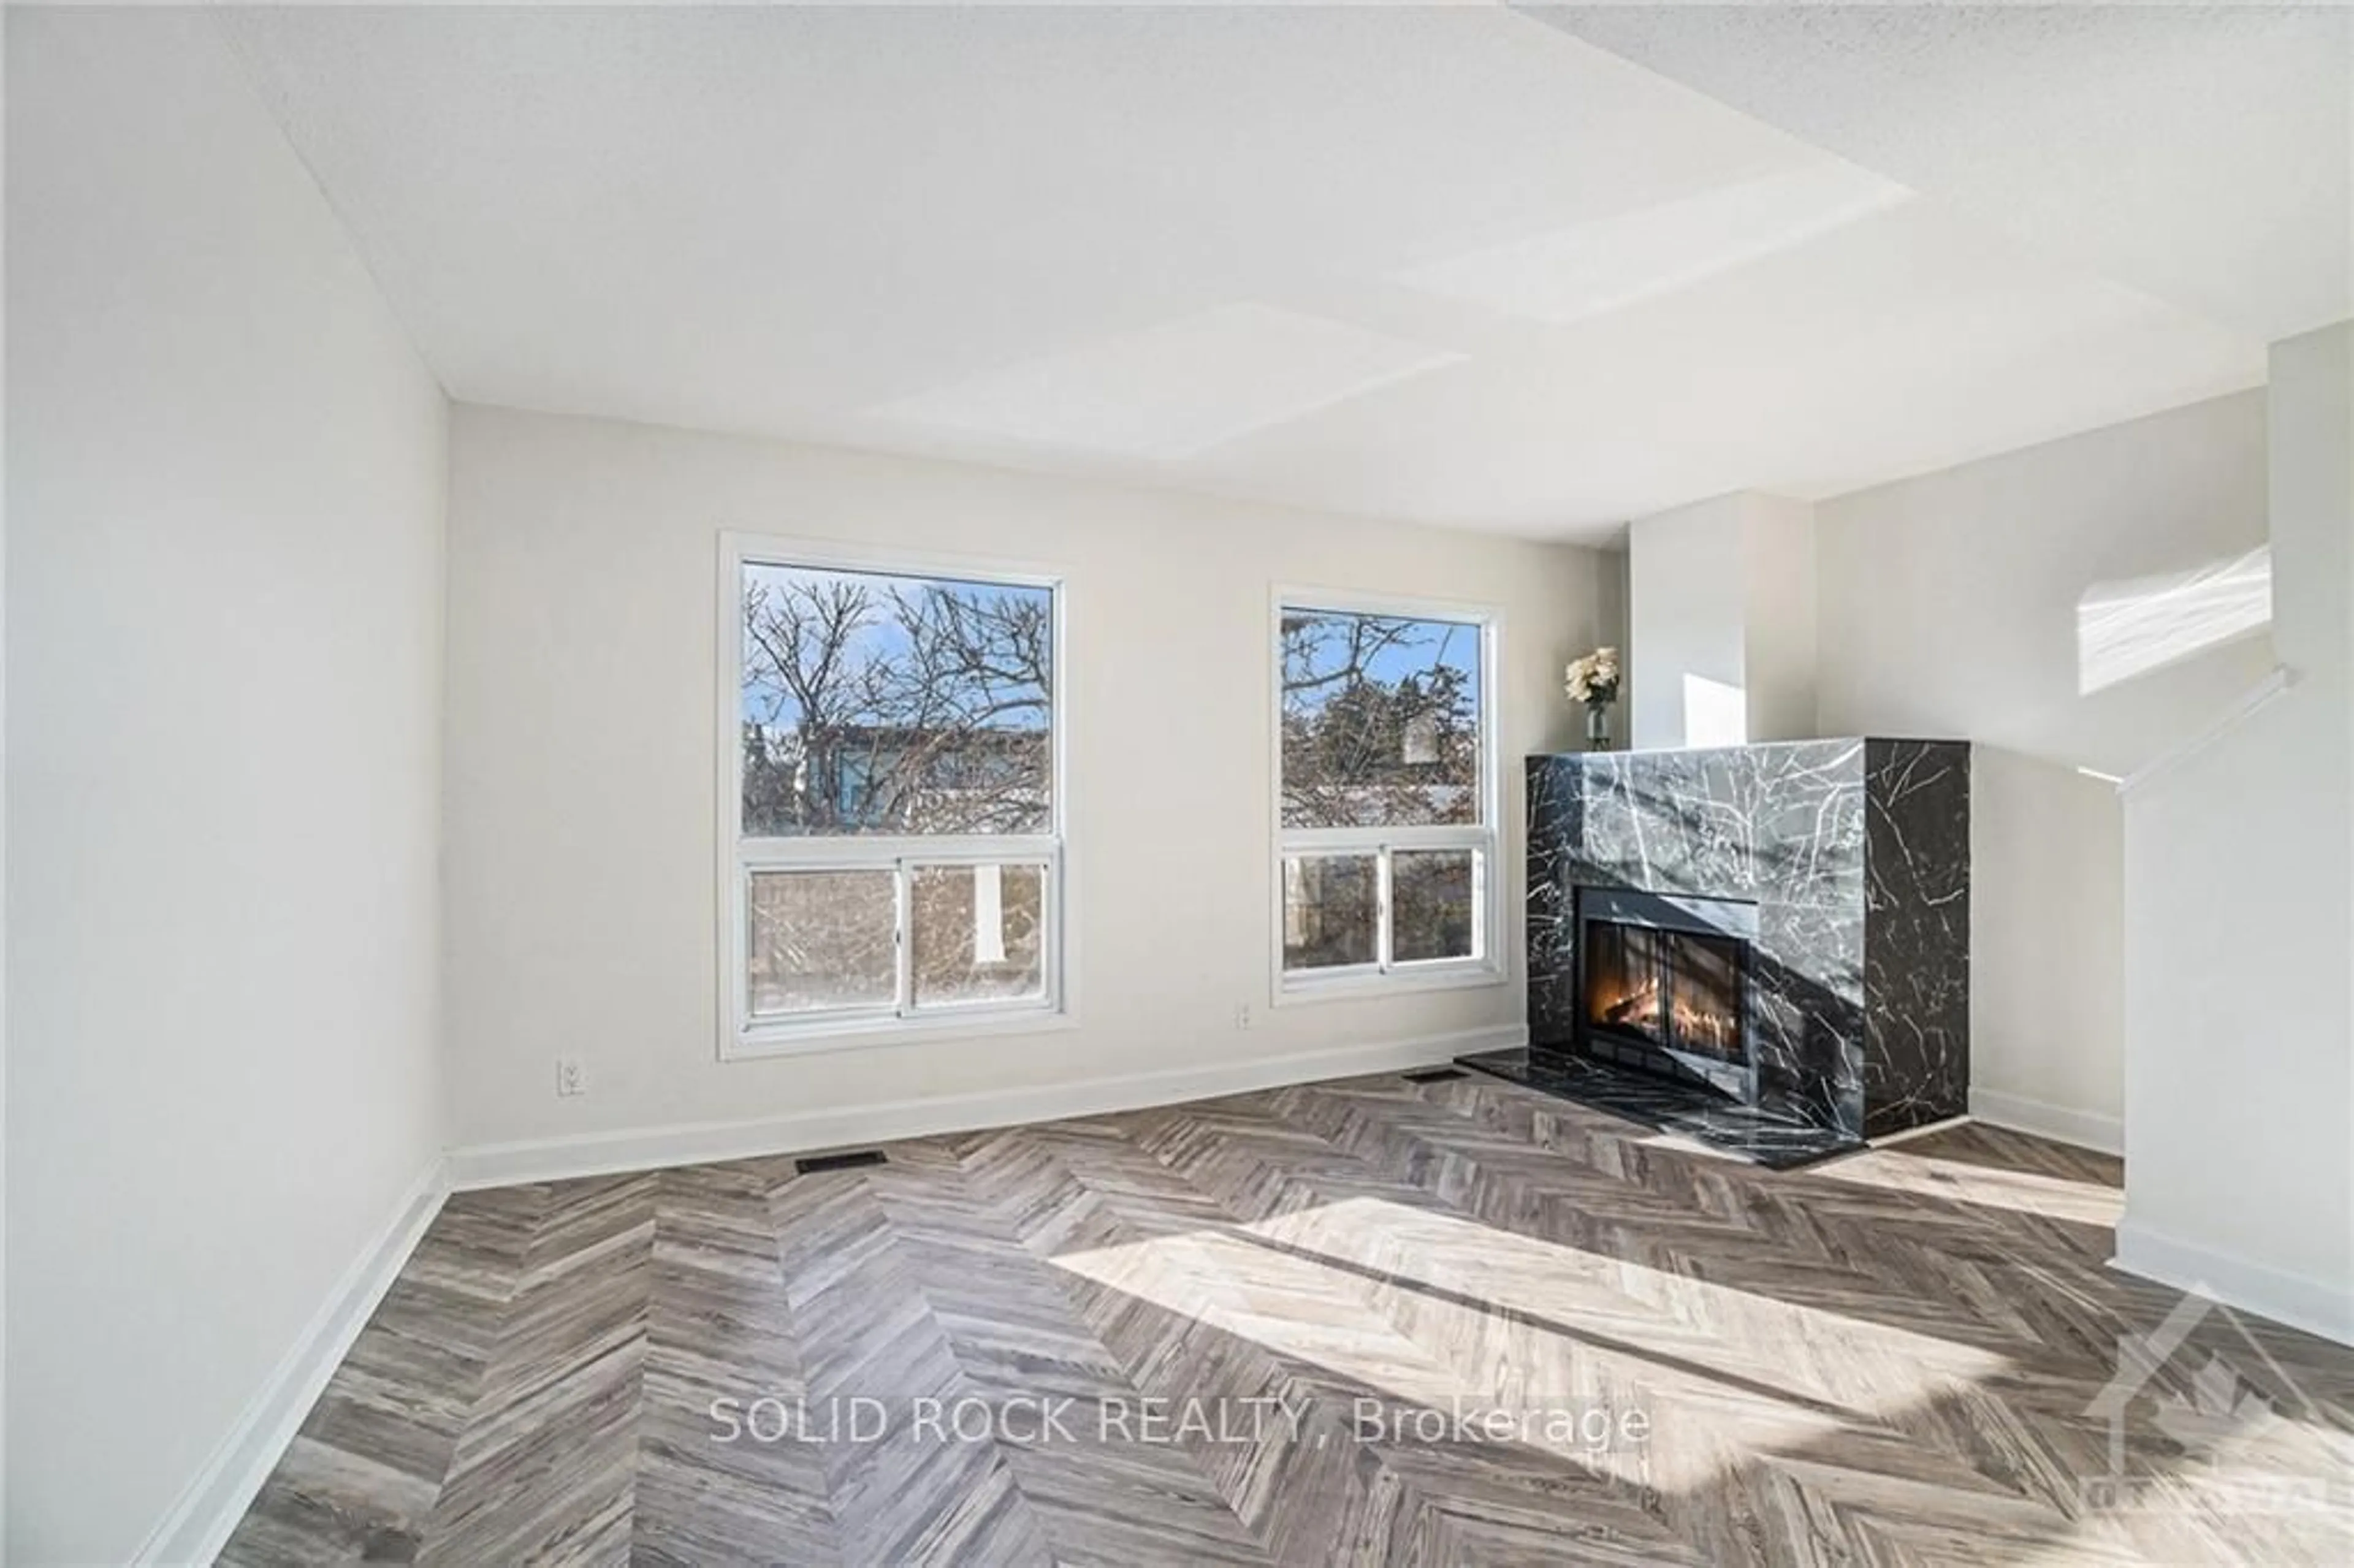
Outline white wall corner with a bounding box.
[2112,1216,2354,1349]
[1627,490,1819,749]
[2116,666,2297,796]
[131,1160,451,1567]
[2116,321,2353,1356]
[1967,1087,2122,1157]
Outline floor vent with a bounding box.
[796,1149,887,1174]
[1403,1067,1468,1084]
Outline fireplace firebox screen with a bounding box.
[1582,918,1746,1064]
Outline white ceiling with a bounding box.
[1522,2,2353,346]
[218,4,2311,541]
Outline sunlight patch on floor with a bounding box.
[1051,1195,2008,1490]
[1815,1148,2124,1228]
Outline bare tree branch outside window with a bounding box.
[1278,605,1487,975]
[735,561,1059,1028]
[742,565,1053,837]
[1280,609,1481,829]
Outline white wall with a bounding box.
[6,10,449,1561]
[1,6,11,1536]
[1816,390,2273,1150]
[1627,490,1818,749]
[1742,495,1818,745]
[2120,326,2352,1342]
[443,404,1613,1152]
[1629,497,1748,748]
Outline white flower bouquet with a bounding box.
[1564,647,1621,707]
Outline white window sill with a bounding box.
[726,1005,1077,1061]
[1273,963,1507,1007]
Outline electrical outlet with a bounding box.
[556,1057,587,1097]
[1235,1002,1253,1030]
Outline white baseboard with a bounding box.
[449,1024,1523,1190]
[134,1159,450,1566]
[2112,1217,2354,1348]
[1968,1087,2123,1156]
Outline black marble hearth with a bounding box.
[1457,1046,1862,1168]
[1461,737,1970,1167]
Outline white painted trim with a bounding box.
[450,1024,1526,1190]
[2116,665,2295,796]
[1968,1087,2124,1156]
[2112,1217,2354,1348]
[1272,962,1508,1008]
[133,1159,450,1566]
[731,1005,1081,1062]
[716,531,1073,1062]
[1268,587,1504,1004]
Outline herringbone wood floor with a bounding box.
[223,1071,2354,1566]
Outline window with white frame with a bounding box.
[722,538,1062,1055]
[1275,597,1498,993]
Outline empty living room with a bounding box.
[9,3,2354,1563]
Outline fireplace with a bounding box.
[1575,888,1758,1100]
[1460,739,1970,1168]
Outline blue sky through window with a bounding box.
[741,562,1053,734]
[1281,607,1480,720]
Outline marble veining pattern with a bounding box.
[1861,740,1973,1133]
[1456,1048,1861,1168]
[1523,738,1970,1152]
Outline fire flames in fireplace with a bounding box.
[1583,918,1745,1065]
[1594,973,1740,1056]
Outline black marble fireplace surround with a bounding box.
[1461,737,1970,1169]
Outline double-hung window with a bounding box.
[722,536,1064,1057]
[1274,594,1500,997]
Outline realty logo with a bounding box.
[2082,1287,2334,1513]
